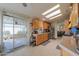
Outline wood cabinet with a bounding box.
[31,18,50,46]
[32,18,40,29]
[43,22,49,29]
[36,33,48,45]
[32,18,49,29]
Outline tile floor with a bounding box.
[3,38,29,53]
[6,39,62,56]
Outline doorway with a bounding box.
[2,15,27,53]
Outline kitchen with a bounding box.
[0,3,79,56]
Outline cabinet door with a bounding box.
[32,21,35,29]
[36,34,43,45]
[39,20,43,29]
[36,33,48,46]
[43,33,48,41]
[32,20,39,29]
[43,22,49,29]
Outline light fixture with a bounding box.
[45,9,61,18]
[42,4,60,15]
[49,14,62,20]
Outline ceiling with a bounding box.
[0,3,71,22]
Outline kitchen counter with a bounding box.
[58,36,78,56]
[32,32,49,46]
[36,33,49,45]
[33,32,49,35]
[33,32,49,37]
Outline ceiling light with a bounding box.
[42,4,60,15]
[45,9,61,18]
[49,14,62,20]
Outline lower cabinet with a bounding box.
[36,33,48,46]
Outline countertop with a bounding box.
[33,32,49,36]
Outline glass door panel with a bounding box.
[0,16,2,54]
[14,18,27,48]
[3,16,14,52]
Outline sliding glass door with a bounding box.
[14,18,27,48]
[2,15,27,53]
[3,16,14,52]
[0,15,2,54]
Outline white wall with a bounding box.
[25,19,32,45]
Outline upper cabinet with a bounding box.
[32,18,40,29]
[43,21,49,29]
[32,18,50,30]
